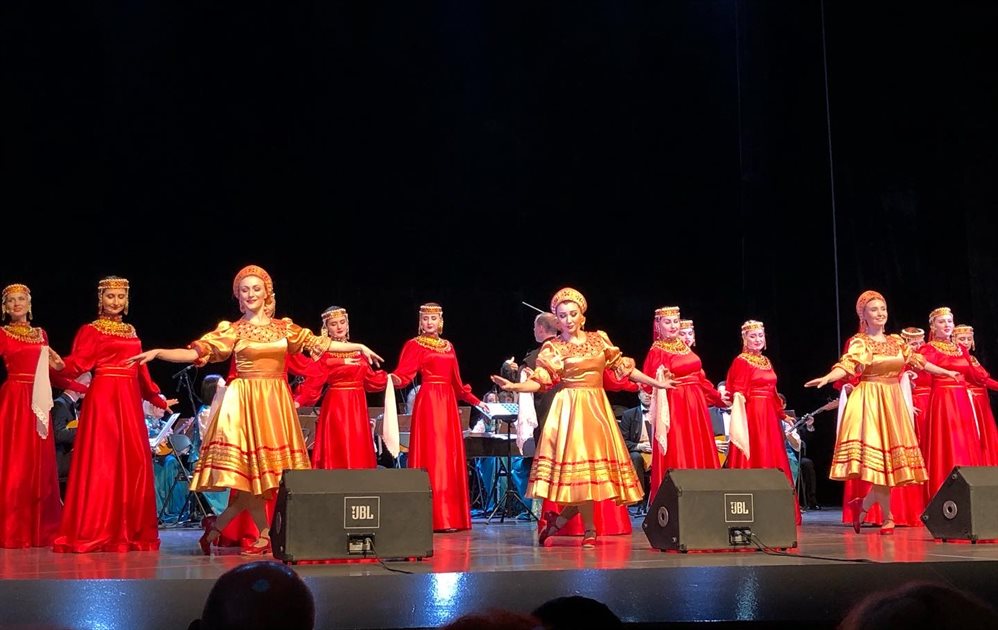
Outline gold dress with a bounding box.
[528,330,644,505]
[829,334,928,487]
[188,319,324,498]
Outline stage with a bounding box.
[2,509,998,630]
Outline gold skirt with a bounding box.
[529,387,644,505]
[829,380,927,487]
[190,376,310,498]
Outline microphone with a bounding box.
[171,364,196,379]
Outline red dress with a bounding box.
[724,352,800,524]
[297,351,387,469]
[392,335,481,532]
[917,340,982,499]
[53,318,167,553]
[0,324,64,547]
[968,356,998,466]
[644,338,722,502]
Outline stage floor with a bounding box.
[3,509,998,629]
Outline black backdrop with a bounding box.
[3,1,996,505]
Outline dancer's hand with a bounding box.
[359,345,383,367]
[804,376,828,388]
[127,349,160,366]
[490,374,514,391]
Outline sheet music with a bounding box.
[149,413,180,450]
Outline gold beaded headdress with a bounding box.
[855,290,886,332]
[928,306,952,324]
[900,327,925,340]
[1,283,31,321]
[953,324,975,350]
[97,276,130,316]
[679,319,694,330]
[741,319,764,333]
[655,306,680,318]
[321,306,349,339]
[232,265,275,311]
[550,288,587,314]
[418,302,444,334]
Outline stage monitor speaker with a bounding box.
[921,466,998,542]
[642,468,797,552]
[271,468,433,563]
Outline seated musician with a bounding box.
[144,400,187,523]
[708,380,731,466]
[618,390,653,495]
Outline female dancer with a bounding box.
[678,319,695,348]
[953,324,998,466]
[0,283,72,548]
[388,303,482,532]
[805,291,954,534]
[917,307,985,499]
[297,305,388,469]
[491,288,675,548]
[644,306,727,502]
[54,276,173,553]
[724,320,800,523]
[129,265,381,554]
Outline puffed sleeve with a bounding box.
[895,334,927,370]
[363,365,389,393]
[530,340,563,392]
[60,324,101,379]
[833,335,873,377]
[188,321,238,367]
[391,339,422,388]
[450,346,481,406]
[283,318,330,357]
[597,330,635,380]
[288,352,327,407]
[641,345,668,394]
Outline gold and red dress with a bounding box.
[392,335,481,532]
[829,334,927,492]
[297,351,387,469]
[917,340,982,498]
[527,331,644,508]
[53,318,167,553]
[643,338,722,502]
[0,324,65,547]
[188,319,321,498]
[967,356,998,466]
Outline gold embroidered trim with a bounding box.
[551,331,605,358]
[928,340,962,356]
[738,352,772,370]
[2,323,43,343]
[414,335,452,352]
[653,337,690,355]
[90,318,136,338]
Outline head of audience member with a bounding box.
[532,596,623,630]
[442,610,540,630]
[533,312,560,343]
[837,580,998,630]
[483,391,500,404]
[187,561,315,630]
[716,380,727,401]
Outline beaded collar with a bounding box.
[2,322,43,343]
[653,337,691,355]
[738,352,772,370]
[414,335,452,352]
[90,317,136,338]
[928,340,962,356]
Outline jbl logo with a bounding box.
[724,493,754,523]
[344,496,381,529]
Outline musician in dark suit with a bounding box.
[617,390,653,495]
[50,372,91,499]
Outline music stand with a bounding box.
[157,433,211,527]
[481,403,537,524]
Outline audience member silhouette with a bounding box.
[838,581,998,630]
[187,561,315,630]
[442,610,541,630]
[532,595,623,630]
